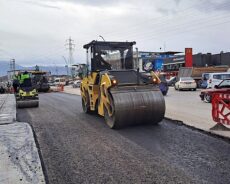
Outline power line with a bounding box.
[128,13,230,41]
[104,10,230,43]
[142,18,230,43]
[102,1,230,39]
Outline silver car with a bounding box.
[72,80,81,88]
[175,77,197,91]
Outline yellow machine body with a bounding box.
[81,72,112,116]
[18,88,37,97]
[80,40,165,129]
[16,87,39,108]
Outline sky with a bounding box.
[0,0,229,66]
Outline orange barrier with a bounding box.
[5,87,14,94]
[59,84,64,92]
[212,93,230,125]
[50,85,64,92]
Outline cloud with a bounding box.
[39,0,120,7]
[157,8,171,15]
[195,0,230,12]
[0,0,229,66]
[25,1,61,9]
[157,7,179,16]
[174,0,181,6]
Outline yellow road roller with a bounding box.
[81,40,165,129]
[16,78,39,108]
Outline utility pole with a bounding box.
[62,56,69,77]
[163,42,166,52]
[9,59,15,79]
[53,62,58,76]
[65,37,75,78]
[12,59,15,75]
[135,48,139,70]
[9,60,12,79]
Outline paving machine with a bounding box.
[16,77,39,108]
[81,40,165,129]
[30,70,50,92]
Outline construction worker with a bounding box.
[13,73,20,93]
[6,81,11,93]
[19,71,30,84]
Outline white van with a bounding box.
[206,72,230,88]
[54,78,66,86]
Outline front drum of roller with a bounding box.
[104,90,165,129]
[17,100,39,108]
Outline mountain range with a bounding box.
[0,61,68,76]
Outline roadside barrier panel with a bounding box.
[212,93,230,125]
[50,85,64,92]
[59,84,64,91]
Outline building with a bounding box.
[138,51,183,72]
[192,52,230,67]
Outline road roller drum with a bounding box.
[17,100,39,108]
[104,86,165,129]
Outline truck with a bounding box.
[177,66,229,88]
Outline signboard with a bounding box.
[185,48,193,67]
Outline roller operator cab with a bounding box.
[81,40,165,129]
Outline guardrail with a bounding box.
[212,93,230,125]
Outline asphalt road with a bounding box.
[17,93,230,184]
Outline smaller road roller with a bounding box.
[15,73,39,108]
[81,40,165,129]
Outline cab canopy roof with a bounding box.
[83,40,136,49]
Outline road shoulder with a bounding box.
[63,85,81,95]
[0,94,46,184]
[165,87,230,139]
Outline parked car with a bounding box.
[158,75,169,96]
[206,72,230,88]
[68,80,74,85]
[175,77,197,91]
[0,82,6,94]
[72,80,81,88]
[166,76,177,86]
[200,78,230,103]
[54,78,66,86]
[48,81,55,86]
[0,86,5,94]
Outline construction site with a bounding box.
[0,1,230,184]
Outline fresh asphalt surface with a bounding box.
[17,93,230,184]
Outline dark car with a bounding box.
[200,79,230,103]
[200,80,208,89]
[167,76,177,86]
[0,82,6,94]
[0,86,5,94]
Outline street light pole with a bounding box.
[99,35,105,41]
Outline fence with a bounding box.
[212,93,230,125]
